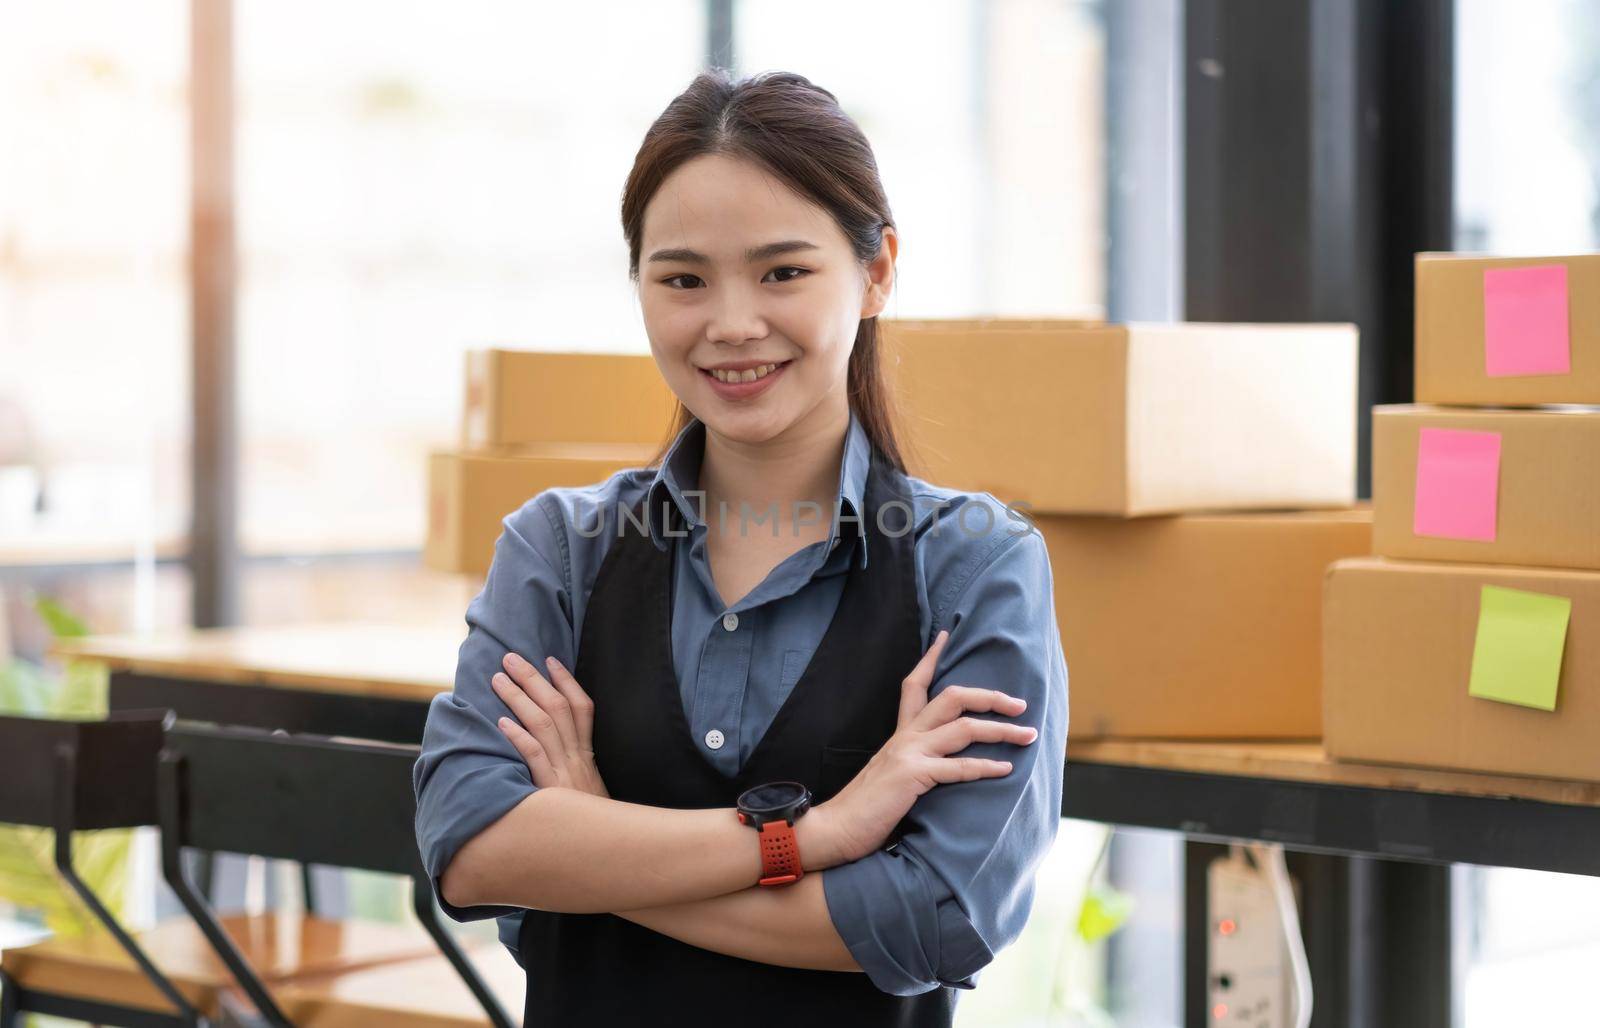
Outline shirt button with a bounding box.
[722,612,739,632]
[705,729,725,750]
[831,537,840,549]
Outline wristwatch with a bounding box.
[735,781,811,887]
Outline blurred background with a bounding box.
[2,1,1599,1024]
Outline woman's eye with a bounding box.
[662,267,807,289]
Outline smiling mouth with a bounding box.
[700,360,793,384]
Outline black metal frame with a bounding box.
[1177,0,1459,1021]
[1064,759,1600,877]
[0,710,205,1028]
[1184,0,1453,500]
[155,721,514,1028]
[108,666,434,923]
[111,671,430,745]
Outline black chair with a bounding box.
[0,709,207,1027]
[156,721,515,1028]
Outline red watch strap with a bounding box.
[755,818,803,887]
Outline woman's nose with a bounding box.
[704,284,768,346]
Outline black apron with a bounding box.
[518,443,959,1026]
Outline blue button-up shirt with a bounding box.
[413,409,1070,996]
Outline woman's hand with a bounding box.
[491,652,610,799]
[813,629,1036,865]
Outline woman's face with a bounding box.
[636,153,895,445]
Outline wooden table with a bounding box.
[51,622,466,743]
[1,912,439,1020]
[234,943,525,1028]
[50,623,1600,874]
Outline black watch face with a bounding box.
[740,780,808,814]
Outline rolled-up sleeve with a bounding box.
[413,492,576,924]
[821,523,1069,995]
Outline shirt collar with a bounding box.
[645,410,872,571]
[645,416,708,549]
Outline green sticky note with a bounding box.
[1468,584,1572,711]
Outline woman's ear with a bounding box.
[860,224,897,319]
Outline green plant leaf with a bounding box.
[53,658,108,719]
[0,595,131,940]
[1077,883,1135,944]
[33,595,90,640]
[0,826,132,937]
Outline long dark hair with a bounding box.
[620,68,907,474]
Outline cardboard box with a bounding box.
[1372,404,1600,571]
[1037,505,1373,739]
[1415,252,1600,405]
[881,319,1358,515]
[1324,556,1599,782]
[464,349,679,448]
[425,444,656,575]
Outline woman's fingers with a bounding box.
[923,715,1038,757]
[499,651,580,757]
[491,668,568,767]
[908,682,1027,734]
[897,629,950,729]
[540,656,596,753]
[923,755,1016,785]
[497,716,558,786]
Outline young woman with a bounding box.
[413,69,1069,1027]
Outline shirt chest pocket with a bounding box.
[780,648,809,691]
[816,744,876,802]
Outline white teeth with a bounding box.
[710,362,782,384]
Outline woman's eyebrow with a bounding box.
[646,239,821,265]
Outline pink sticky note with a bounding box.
[1413,427,1501,541]
[1483,264,1571,376]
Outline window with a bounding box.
[0,4,189,574]
[234,0,706,555]
[1454,1,1600,1021]
[737,0,1106,320]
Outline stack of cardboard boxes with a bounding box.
[879,319,1371,740]
[1324,254,1600,782]
[429,321,1376,745]
[425,350,678,574]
